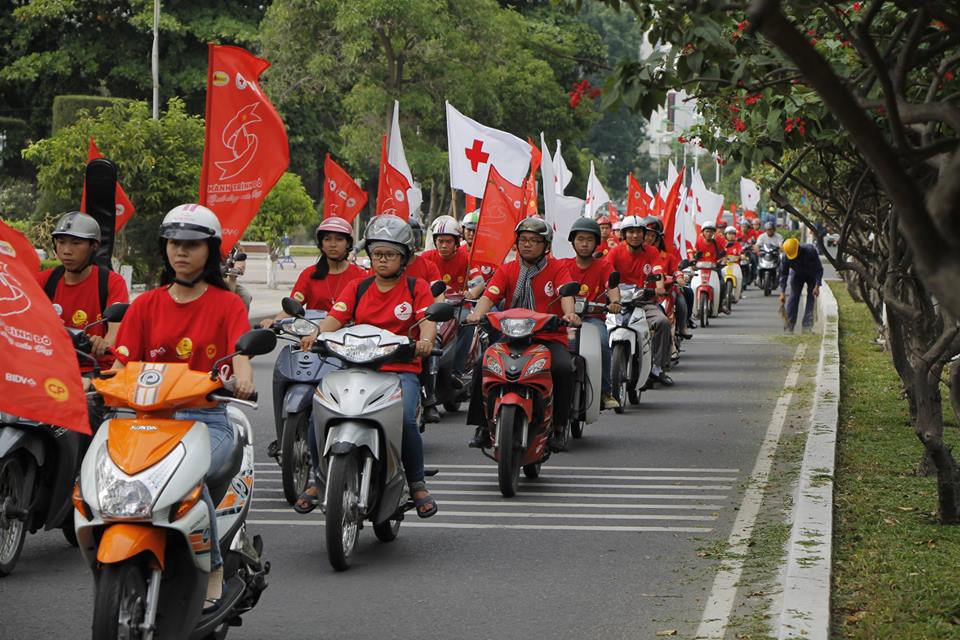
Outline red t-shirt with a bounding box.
[113,285,250,376]
[420,246,469,291]
[561,257,613,312]
[468,263,497,285]
[405,255,442,285]
[695,236,725,263]
[725,241,744,257]
[605,242,663,287]
[36,266,129,370]
[656,247,682,277]
[290,262,367,311]
[483,257,575,344]
[328,277,435,374]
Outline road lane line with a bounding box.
[254,489,729,500]
[251,499,725,510]
[255,478,733,490]
[252,508,716,521]
[694,344,807,640]
[253,463,742,473]
[252,470,736,482]
[247,519,713,533]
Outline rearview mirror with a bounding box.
[726,241,735,248]
[425,302,455,323]
[558,282,580,297]
[234,252,247,261]
[677,259,691,270]
[102,303,129,323]
[608,271,620,288]
[235,329,277,357]
[282,296,306,318]
[430,280,447,298]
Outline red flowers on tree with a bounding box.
[568,79,601,108]
[784,117,807,136]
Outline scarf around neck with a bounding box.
[511,255,548,310]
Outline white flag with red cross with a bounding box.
[446,102,531,198]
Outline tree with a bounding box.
[244,171,315,288]
[22,98,205,282]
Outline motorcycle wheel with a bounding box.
[442,400,461,413]
[571,417,584,439]
[522,462,541,478]
[91,559,148,640]
[698,293,710,328]
[722,281,733,314]
[763,274,772,296]
[0,456,28,577]
[611,343,629,415]
[325,452,361,571]
[373,518,401,543]
[62,524,78,547]
[496,406,523,498]
[280,410,312,506]
[628,388,641,405]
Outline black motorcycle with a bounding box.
[0,303,127,576]
[758,245,780,296]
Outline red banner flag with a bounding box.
[0,225,89,433]
[322,154,367,224]
[465,194,477,214]
[627,173,650,217]
[375,136,412,220]
[200,44,289,256]
[661,166,686,252]
[607,201,620,223]
[527,137,542,176]
[651,191,665,218]
[0,220,40,273]
[471,166,524,270]
[80,138,136,231]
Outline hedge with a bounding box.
[51,95,131,133]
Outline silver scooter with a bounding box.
[281,297,454,571]
[606,283,654,413]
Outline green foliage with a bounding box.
[52,95,131,133]
[0,177,36,220]
[244,172,316,255]
[832,283,960,639]
[22,98,205,281]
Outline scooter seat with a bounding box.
[207,425,244,506]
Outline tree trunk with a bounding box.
[951,361,960,428]
[913,369,960,523]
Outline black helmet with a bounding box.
[643,216,663,236]
[567,217,602,244]
[514,216,553,245]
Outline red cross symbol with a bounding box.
[464,139,489,172]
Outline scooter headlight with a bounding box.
[499,317,536,338]
[327,334,399,362]
[96,442,184,520]
[282,318,318,337]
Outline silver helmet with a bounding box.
[363,214,415,259]
[514,216,553,245]
[52,211,101,243]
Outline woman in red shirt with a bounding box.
[112,204,254,605]
[303,215,439,518]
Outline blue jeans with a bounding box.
[174,406,232,570]
[786,273,818,330]
[453,306,476,374]
[575,317,612,394]
[399,373,425,485]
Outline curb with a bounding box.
[777,282,840,639]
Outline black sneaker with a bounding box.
[468,427,489,448]
[266,440,279,460]
[423,404,441,424]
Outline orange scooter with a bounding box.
[74,329,275,640]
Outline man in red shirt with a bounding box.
[465,217,580,449]
[562,218,621,410]
[644,216,693,340]
[37,212,129,371]
[595,215,618,257]
[420,215,469,292]
[605,215,674,386]
[695,221,726,264]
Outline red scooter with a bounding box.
[475,283,579,497]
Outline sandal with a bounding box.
[293,486,320,514]
[413,493,438,519]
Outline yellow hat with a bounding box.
[783,237,799,260]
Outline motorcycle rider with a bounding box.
[461,210,479,250]
[605,215,674,386]
[756,220,784,251]
[779,238,823,333]
[596,214,617,257]
[563,218,621,410]
[465,217,580,450]
[723,226,743,257]
[111,204,255,606]
[303,218,439,518]
[421,215,470,292]
[644,216,692,340]
[695,221,726,264]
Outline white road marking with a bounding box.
[247,519,713,533]
[252,508,716,521]
[695,344,808,640]
[256,489,729,500]
[255,478,732,490]
[253,469,736,482]
[252,499,725,510]
[253,463,741,473]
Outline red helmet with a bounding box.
[315,217,354,248]
[596,215,611,226]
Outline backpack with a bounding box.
[43,265,110,316]
[354,276,417,311]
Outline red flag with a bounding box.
[627,173,651,217]
[80,138,136,231]
[522,177,538,218]
[322,154,367,224]
[0,225,89,433]
[607,202,620,223]
[376,136,412,220]
[661,166,686,252]
[471,166,524,270]
[200,44,290,256]
[465,194,477,213]
[527,137,542,175]
[651,191,665,218]
[0,220,40,273]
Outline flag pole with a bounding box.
[152,0,160,120]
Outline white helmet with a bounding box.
[701,221,717,231]
[430,215,461,239]
[619,215,645,231]
[160,204,222,240]
[724,225,738,235]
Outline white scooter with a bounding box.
[606,282,654,413]
[690,261,722,327]
[568,283,612,439]
[75,329,277,640]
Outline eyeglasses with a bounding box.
[370,251,403,262]
[516,237,545,246]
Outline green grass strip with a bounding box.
[831,282,960,638]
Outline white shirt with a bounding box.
[756,232,784,249]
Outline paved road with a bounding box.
[0,287,797,640]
